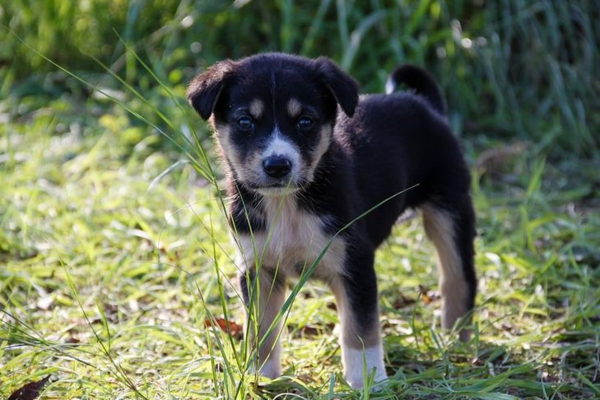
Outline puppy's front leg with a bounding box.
[330,249,387,389]
[239,268,286,378]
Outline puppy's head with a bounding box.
[187,53,359,196]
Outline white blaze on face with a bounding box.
[260,126,301,177]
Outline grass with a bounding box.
[2,1,599,153]
[1,0,600,398]
[1,86,600,399]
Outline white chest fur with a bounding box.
[237,196,346,279]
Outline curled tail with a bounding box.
[385,64,446,116]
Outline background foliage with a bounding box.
[2,0,599,153]
[1,1,600,399]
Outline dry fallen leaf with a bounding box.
[8,375,51,400]
[204,317,244,339]
[418,285,439,305]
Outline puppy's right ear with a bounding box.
[187,60,234,120]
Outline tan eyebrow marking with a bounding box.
[287,98,302,118]
[249,99,264,119]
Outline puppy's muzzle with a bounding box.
[262,157,292,179]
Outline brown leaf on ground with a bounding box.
[65,336,81,344]
[8,375,51,400]
[204,317,244,339]
[418,285,440,305]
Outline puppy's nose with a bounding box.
[263,157,292,178]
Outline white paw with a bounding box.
[249,356,282,379]
[260,357,282,379]
[342,345,388,389]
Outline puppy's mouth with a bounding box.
[245,179,302,196]
[255,186,300,197]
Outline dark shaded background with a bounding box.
[2,0,598,154]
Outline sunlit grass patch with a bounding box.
[1,96,599,399]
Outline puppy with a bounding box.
[187,53,476,389]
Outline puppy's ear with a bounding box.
[187,60,234,120]
[314,57,359,117]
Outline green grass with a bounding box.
[1,90,599,399]
[2,0,600,398]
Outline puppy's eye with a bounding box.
[237,116,255,131]
[297,116,313,130]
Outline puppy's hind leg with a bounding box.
[421,199,477,341]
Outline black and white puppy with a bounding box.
[187,53,476,389]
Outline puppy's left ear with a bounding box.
[187,60,234,120]
[314,57,359,117]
